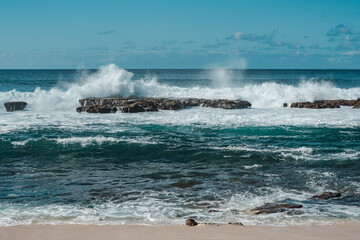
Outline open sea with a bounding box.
[0,64,360,226]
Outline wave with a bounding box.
[0,136,158,147]
[1,187,359,226]
[1,64,360,111]
[55,136,158,146]
[0,64,136,111]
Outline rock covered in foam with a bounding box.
[4,101,27,112]
[76,98,252,113]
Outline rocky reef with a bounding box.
[75,97,360,113]
[310,192,342,200]
[4,101,27,112]
[248,203,303,215]
[76,97,252,113]
[290,99,360,109]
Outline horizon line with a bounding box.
[0,68,360,71]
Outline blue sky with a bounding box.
[0,0,360,69]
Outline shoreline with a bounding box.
[1,222,360,240]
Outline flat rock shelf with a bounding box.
[76,97,252,113]
[290,99,360,109]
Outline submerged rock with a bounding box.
[170,180,198,188]
[76,97,251,113]
[311,192,342,200]
[249,203,303,215]
[185,218,198,226]
[4,101,27,112]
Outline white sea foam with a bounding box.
[1,106,359,137]
[56,136,120,146]
[1,187,358,226]
[0,64,136,111]
[1,64,360,111]
[6,136,158,147]
[55,136,157,146]
[213,145,314,154]
[11,140,30,146]
[244,164,262,169]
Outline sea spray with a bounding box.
[209,68,234,88]
[1,64,360,111]
[207,58,247,89]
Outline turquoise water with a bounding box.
[0,65,360,225]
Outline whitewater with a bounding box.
[0,65,360,226]
[1,64,360,111]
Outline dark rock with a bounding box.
[79,98,104,107]
[291,99,359,109]
[249,203,303,215]
[283,103,288,107]
[4,101,27,112]
[185,218,198,226]
[97,106,117,114]
[311,192,342,200]
[144,105,158,112]
[182,99,199,107]
[158,100,184,110]
[76,97,252,113]
[78,105,117,114]
[121,103,145,113]
[200,99,251,109]
[76,106,84,113]
[353,102,360,109]
[208,209,220,213]
[85,105,98,113]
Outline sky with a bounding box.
[0,0,360,69]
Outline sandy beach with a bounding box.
[1,222,359,240]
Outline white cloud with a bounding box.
[341,51,360,56]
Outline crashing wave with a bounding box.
[1,64,360,111]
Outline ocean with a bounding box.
[0,64,360,226]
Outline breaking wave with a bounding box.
[1,64,360,111]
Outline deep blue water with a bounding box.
[1,69,360,92]
[0,65,359,225]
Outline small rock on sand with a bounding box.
[185,219,198,226]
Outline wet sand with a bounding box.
[1,222,359,240]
